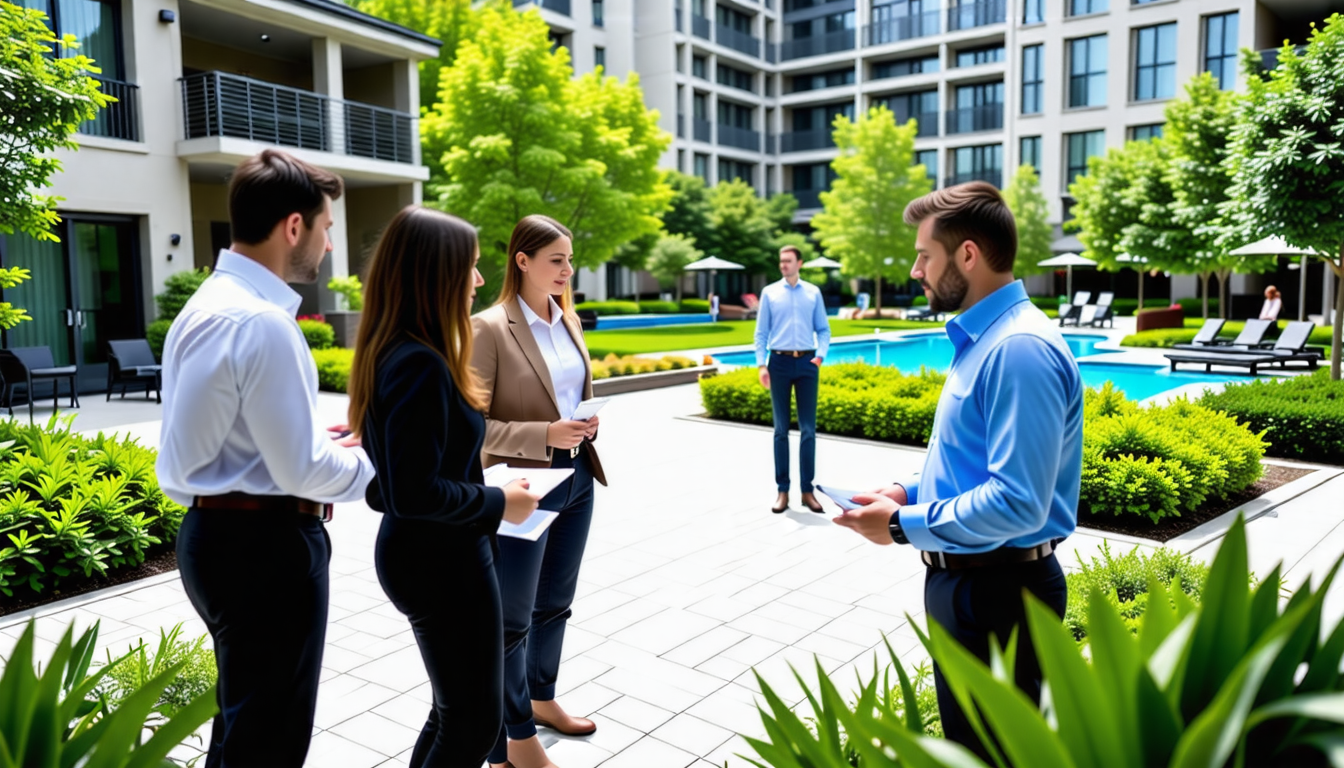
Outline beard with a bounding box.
[287,230,325,284]
[925,266,969,313]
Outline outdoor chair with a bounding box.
[106,339,163,403]
[576,309,599,331]
[1058,291,1092,327]
[905,306,943,321]
[1178,318,1228,347]
[1172,318,1273,352]
[0,346,79,424]
[1164,348,1320,376]
[1087,292,1116,328]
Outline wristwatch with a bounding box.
[889,513,909,545]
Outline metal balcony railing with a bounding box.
[766,44,778,63]
[514,0,570,15]
[945,104,1004,134]
[693,117,713,142]
[692,14,711,39]
[864,11,940,45]
[717,124,761,151]
[779,29,855,60]
[779,128,834,152]
[81,77,141,142]
[898,111,940,137]
[716,26,761,57]
[947,0,1005,31]
[949,170,1002,187]
[180,71,416,164]
[792,189,823,208]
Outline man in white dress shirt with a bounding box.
[157,149,375,767]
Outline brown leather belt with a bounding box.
[772,349,816,358]
[194,493,332,522]
[921,541,1055,570]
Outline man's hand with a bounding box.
[833,492,899,546]
[582,415,600,440]
[327,424,361,448]
[758,366,770,388]
[871,484,908,505]
[811,356,823,367]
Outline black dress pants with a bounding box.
[177,507,331,768]
[376,515,504,768]
[924,553,1068,763]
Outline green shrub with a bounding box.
[911,294,928,306]
[298,319,336,350]
[327,274,364,311]
[100,622,218,718]
[1177,296,1220,316]
[0,417,185,599]
[637,300,680,314]
[146,318,173,361]
[679,298,710,313]
[1120,328,1200,348]
[312,348,355,393]
[575,300,641,315]
[1200,369,1344,465]
[1064,541,1209,640]
[154,268,210,321]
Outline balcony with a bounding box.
[865,11,940,45]
[947,0,1005,31]
[718,124,761,151]
[692,14,711,39]
[81,77,141,142]
[792,189,823,209]
[514,0,571,15]
[180,72,416,164]
[717,26,762,57]
[949,170,1001,187]
[693,117,713,142]
[945,104,1003,134]
[779,29,855,61]
[906,111,940,137]
[780,129,834,153]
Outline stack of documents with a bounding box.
[483,464,574,540]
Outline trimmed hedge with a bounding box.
[591,353,701,380]
[298,319,335,350]
[312,348,354,393]
[700,365,1267,523]
[637,300,680,314]
[680,298,710,313]
[1199,369,1344,465]
[575,300,641,315]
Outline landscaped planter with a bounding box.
[326,310,361,348]
[593,365,718,396]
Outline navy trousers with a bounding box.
[177,508,330,768]
[924,554,1068,762]
[768,353,819,493]
[376,517,504,768]
[488,449,595,764]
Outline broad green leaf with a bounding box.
[1299,613,1344,694]
[82,659,189,768]
[1136,666,1184,767]
[26,625,75,768]
[1295,731,1344,766]
[1181,516,1252,721]
[1139,577,1180,658]
[0,622,39,756]
[885,635,924,734]
[124,681,219,768]
[1086,585,1143,754]
[840,696,990,768]
[1249,692,1344,728]
[913,618,1006,768]
[1247,565,1283,643]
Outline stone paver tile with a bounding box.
[312,676,401,730]
[685,595,757,623]
[775,589,859,619]
[359,634,417,660]
[554,654,613,696]
[724,613,810,646]
[599,694,677,733]
[798,579,874,606]
[684,685,764,738]
[588,640,728,696]
[592,667,705,712]
[750,600,833,632]
[372,692,430,729]
[729,582,791,606]
[336,609,412,639]
[331,628,392,654]
[609,609,721,656]
[791,629,870,664]
[328,711,419,757]
[572,587,638,619]
[329,589,385,614]
[649,713,735,757]
[576,712,646,754]
[717,635,785,667]
[347,644,430,692]
[373,759,409,768]
[544,737,615,768]
[321,644,376,674]
[661,625,749,668]
[78,595,156,623]
[576,600,667,637]
[561,625,607,662]
[596,735,698,768]
[556,680,624,717]
[304,730,388,768]
[695,655,751,682]
[733,647,846,705]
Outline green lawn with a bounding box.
[584,318,946,357]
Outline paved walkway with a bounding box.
[3,324,1343,768]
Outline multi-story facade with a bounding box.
[1,0,437,389]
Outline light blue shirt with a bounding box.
[897,280,1083,554]
[753,278,831,366]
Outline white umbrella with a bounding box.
[684,256,744,304]
[804,256,843,269]
[1230,236,1320,321]
[1037,252,1097,300]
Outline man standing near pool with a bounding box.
[755,244,831,514]
[832,182,1083,761]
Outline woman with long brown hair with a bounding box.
[472,215,608,768]
[350,205,539,768]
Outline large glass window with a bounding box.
[1021,44,1043,115]
[592,0,603,26]
[1023,0,1043,24]
[20,0,123,79]
[694,153,709,181]
[1020,135,1042,172]
[1134,23,1176,101]
[1130,123,1163,141]
[952,144,1003,187]
[872,55,939,79]
[718,100,754,129]
[1204,12,1239,90]
[716,4,751,33]
[956,45,1005,67]
[788,67,855,93]
[718,159,754,185]
[692,55,707,79]
[1065,130,1105,189]
[1069,35,1107,108]
[915,149,937,182]
[717,63,755,92]
[876,89,938,136]
[1068,0,1106,16]
[594,46,606,69]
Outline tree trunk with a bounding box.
[1200,271,1212,320]
[675,277,683,303]
[875,275,883,316]
[1217,268,1232,320]
[1331,245,1343,381]
[1137,271,1144,312]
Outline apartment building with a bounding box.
[1,0,437,390]
[523,0,1341,306]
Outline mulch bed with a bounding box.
[1078,463,1316,543]
[0,546,178,619]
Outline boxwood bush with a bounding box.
[574,300,641,315]
[298,319,335,350]
[1199,369,1344,465]
[679,298,710,313]
[312,348,354,393]
[637,300,680,314]
[0,417,185,599]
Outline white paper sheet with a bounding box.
[482,464,575,501]
[571,397,609,421]
[498,509,560,541]
[815,484,866,512]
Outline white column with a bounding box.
[312,38,344,153]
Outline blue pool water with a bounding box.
[596,314,712,329]
[713,333,1239,400]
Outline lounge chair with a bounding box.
[1058,291,1092,327]
[1171,318,1273,352]
[1087,292,1115,328]
[106,339,163,403]
[1231,320,1317,357]
[1175,318,1227,347]
[0,346,79,423]
[905,305,943,321]
[1164,349,1321,375]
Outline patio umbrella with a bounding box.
[804,256,843,269]
[684,255,744,304]
[1037,252,1097,300]
[1230,235,1319,321]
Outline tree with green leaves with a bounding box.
[646,233,702,301]
[661,171,714,247]
[810,106,931,313]
[702,179,778,275]
[1224,16,1344,379]
[347,0,474,111]
[1002,165,1053,277]
[424,3,671,298]
[1,0,108,329]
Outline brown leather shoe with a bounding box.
[801,492,824,513]
[771,491,789,514]
[532,699,597,736]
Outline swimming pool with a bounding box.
[596,314,712,330]
[712,333,1240,400]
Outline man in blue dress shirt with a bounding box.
[754,245,832,514]
[834,182,1083,759]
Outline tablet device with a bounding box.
[571,397,609,422]
[815,484,865,512]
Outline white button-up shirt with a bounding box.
[518,296,587,419]
[156,250,375,507]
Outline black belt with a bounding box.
[194,493,332,522]
[921,541,1054,570]
[772,349,815,358]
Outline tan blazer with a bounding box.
[470,300,607,486]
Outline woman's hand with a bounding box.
[582,415,600,440]
[502,479,541,524]
[547,419,589,449]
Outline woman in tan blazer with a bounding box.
[472,215,607,768]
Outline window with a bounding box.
[952,144,1003,187]
[694,153,710,181]
[870,0,936,42]
[1130,123,1163,141]
[1134,23,1176,101]
[872,55,940,80]
[678,149,685,172]
[876,89,938,136]
[1069,35,1107,108]
[594,46,606,69]
[950,82,1004,133]
[792,102,854,132]
[1068,0,1106,15]
[692,55,707,79]
[693,92,708,119]
[1023,0,1043,24]
[22,0,124,80]
[1204,12,1239,90]
[956,45,1005,67]
[1020,135,1042,172]
[824,11,855,32]
[592,0,604,26]
[718,159,754,185]
[717,64,755,92]
[676,45,685,73]
[787,67,854,93]
[716,4,751,33]
[915,149,937,182]
[718,100,754,129]
[1065,130,1105,189]
[1021,44,1043,115]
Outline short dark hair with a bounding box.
[779,245,802,261]
[902,182,1017,273]
[228,149,343,245]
